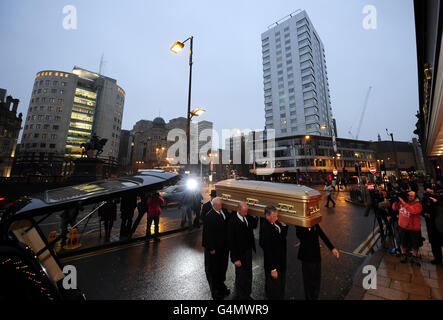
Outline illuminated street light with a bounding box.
[170,41,184,53]
[170,36,195,166]
[190,107,205,117]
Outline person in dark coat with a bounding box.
[181,189,195,229]
[202,197,231,299]
[201,190,217,225]
[119,192,138,238]
[259,205,288,300]
[99,198,118,242]
[295,224,339,300]
[146,192,164,242]
[422,188,443,265]
[192,190,204,228]
[227,201,258,300]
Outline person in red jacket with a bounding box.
[392,191,423,266]
[146,192,165,242]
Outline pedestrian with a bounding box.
[422,188,443,265]
[202,197,231,300]
[392,191,423,266]
[259,206,288,300]
[201,190,217,225]
[342,178,347,191]
[146,192,164,242]
[227,201,258,300]
[193,190,204,228]
[324,182,336,208]
[99,198,118,242]
[180,189,195,229]
[295,224,339,300]
[119,191,137,239]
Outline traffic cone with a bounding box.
[63,228,82,250]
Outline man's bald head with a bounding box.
[212,197,222,211]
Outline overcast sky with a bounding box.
[0,0,418,143]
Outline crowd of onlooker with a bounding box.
[357,177,443,266]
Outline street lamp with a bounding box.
[170,36,196,166]
[304,135,310,175]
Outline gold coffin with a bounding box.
[215,179,322,227]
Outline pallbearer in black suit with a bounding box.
[227,201,258,300]
[202,197,231,299]
[200,190,217,225]
[259,206,288,300]
[295,224,340,300]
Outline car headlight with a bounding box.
[186,178,198,191]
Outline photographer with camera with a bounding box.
[392,191,423,266]
[374,187,394,249]
[422,187,443,265]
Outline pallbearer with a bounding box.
[259,205,288,300]
[202,197,231,300]
[227,201,258,300]
[295,224,339,300]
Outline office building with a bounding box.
[14,67,125,175]
[261,10,333,138]
[130,117,213,169]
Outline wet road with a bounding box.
[61,191,382,300]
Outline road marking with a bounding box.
[59,228,200,263]
[352,226,380,255]
[339,250,366,258]
[361,233,381,256]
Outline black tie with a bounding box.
[243,217,248,228]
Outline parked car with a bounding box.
[160,184,187,207]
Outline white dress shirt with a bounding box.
[236,212,247,227]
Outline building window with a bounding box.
[49,144,56,149]
[41,133,46,140]
[57,107,62,112]
[53,125,59,130]
[50,134,57,140]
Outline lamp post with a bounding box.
[386,128,400,180]
[321,124,338,170]
[304,135,310,175]
[171,36,197,166]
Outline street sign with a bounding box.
[367,183,375,190]
[370,167,376,174]
[333,169,338,175]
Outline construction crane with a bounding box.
[348,86,372,140]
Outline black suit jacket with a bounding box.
[200,200,213,223]
[295,224,334,263]
[259,218,288,272]
[202,208,230,251]
[227,213,258,263]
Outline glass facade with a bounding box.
[65,87,97,157]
